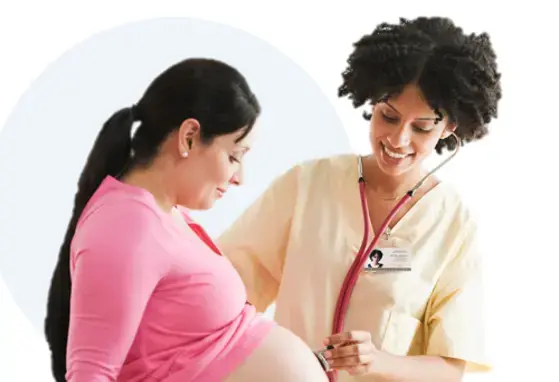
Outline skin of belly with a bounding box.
[223,325,329,382]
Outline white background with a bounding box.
[1,0,557,381]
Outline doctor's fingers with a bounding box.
[325,352,374,370]
[345,364,371,376]
[324,342,375,359]
[325,330,372,346]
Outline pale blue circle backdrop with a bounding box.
[0,17,351,331]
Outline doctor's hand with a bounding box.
[322,330,386,377]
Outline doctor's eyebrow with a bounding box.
[383,101,439,122]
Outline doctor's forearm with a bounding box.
[373,353,465,382]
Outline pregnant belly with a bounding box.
[223,325,329,382]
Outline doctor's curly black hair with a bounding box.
[338,16,502,154]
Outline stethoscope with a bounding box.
[320,133,462,382]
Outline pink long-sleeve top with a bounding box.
[65,176,275,382]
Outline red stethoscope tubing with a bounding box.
[327,135,460,382]
[327,179,412,382]
[332,181,412,334]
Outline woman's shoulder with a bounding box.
[77,179,165,237]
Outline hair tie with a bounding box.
[130,104,139,121]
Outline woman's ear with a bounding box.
[177,118,201,157]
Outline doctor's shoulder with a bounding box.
[281,153,360,190]
[257,153,365,211]
[438,183,486,262]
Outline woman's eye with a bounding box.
[229,156,240,163]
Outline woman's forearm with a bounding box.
[372,352,466,382]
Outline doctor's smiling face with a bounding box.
[369,84,456,177]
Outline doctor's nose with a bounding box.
[386,125,412,148]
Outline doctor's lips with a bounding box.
[381,142,414,159]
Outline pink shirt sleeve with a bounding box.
[66,200,167,382]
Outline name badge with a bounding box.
[363,247,412,272]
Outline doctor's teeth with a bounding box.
[384,146,408,159]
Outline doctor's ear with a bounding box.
[440,123,457,140]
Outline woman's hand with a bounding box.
[322,330,385,377]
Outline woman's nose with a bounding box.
[229,168,244,186]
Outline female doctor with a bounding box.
[217,16,502,382]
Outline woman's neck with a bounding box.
[121,165,177,213]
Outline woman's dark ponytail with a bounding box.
[44,106,136,382]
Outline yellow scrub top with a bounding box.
[217,154,490,380]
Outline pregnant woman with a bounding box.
[44,57,328,382]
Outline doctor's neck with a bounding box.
[362,155,430,199]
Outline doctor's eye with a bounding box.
[412,125,431,133]
[381,113,399,124]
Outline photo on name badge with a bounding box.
[364,248,412,271]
